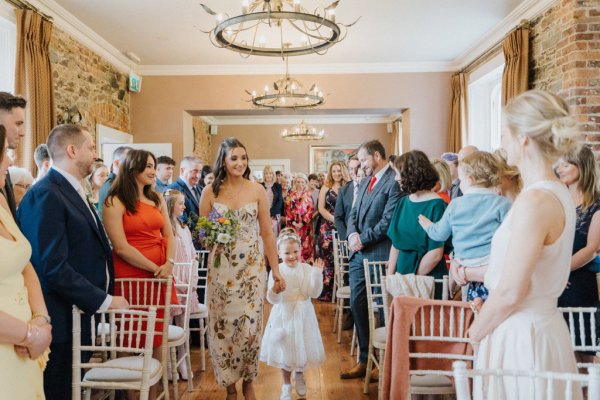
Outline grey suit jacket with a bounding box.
[346,167,402,262]
[334,180,354,240]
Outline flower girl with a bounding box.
[260,228,325,400]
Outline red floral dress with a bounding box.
[284,190,315,262]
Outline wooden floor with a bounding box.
[176,301,378,400]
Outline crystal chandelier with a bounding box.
[281,121,325,141]
[199,0,358,58]
[248,58,324,109]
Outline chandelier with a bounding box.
[281,121,325,141]
[199,1,357,58]
[248,58,324,109]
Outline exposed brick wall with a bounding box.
[530,0,600,153]
[192,117,212,164]
[50,27,130,140]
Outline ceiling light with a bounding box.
[281,121,325,141]
[199,1,358,59]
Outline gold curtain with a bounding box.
[14,9,55,171]
[448,73,467,153]
[501,26,529,106]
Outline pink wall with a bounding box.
[130,72,452,163]
[213,123,390,173]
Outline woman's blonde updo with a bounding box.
[503,89,581,159]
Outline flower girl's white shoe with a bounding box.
[280,384,292,400]
[294,371,307,397]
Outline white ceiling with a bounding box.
[32,0,553,75]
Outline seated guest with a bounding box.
[197,165,215,194]
[8,166,33,208]
[17,124,129,400]
[156,155,176,193]
[168,156,202,248]
[87,162,108,211]
[97,145,132,220]
[430,158,452,204]
[33,143,51,184]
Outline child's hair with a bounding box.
[277,228,302,248]
[459,151,501,188]
[164,189,185,236]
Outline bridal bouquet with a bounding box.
[195,208,240,249]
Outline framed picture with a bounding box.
[310,144,359,173]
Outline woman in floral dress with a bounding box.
[316,161,348,301]
[284,173,315,263]
[199,138,285,400]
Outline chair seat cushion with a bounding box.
[336,286,351,297]
[410,374,453,387]
[168,325,186,341]
[373,327,387,348]
[190,304,208,318]
[84,356,162,382]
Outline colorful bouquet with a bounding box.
[195,208,240,249]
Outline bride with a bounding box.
[199,137,286,400]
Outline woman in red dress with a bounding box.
[103,150,176,356]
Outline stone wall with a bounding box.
[192,117,212,163]
[530,0,600,152]
[50,27,130,140]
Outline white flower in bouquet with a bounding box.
[216,233,232,244]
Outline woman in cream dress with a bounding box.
[468,90,582,399]
[0,126,52,399]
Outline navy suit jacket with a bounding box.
[346,168,402,262]
[168,178,201,247]
[334,181,355,240]
[17,169,113,343]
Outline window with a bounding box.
[0,13,16,93]
[467,53,504,151]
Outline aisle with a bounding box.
[178,301,378,399]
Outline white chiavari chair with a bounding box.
[452,361,600,400]
[560,307,600,369]
[332,232,352,342]
[115,276,173,400]
[168,261,195,398]
[72,306,161,400]
[189,250,209,371]
[363,259,389,398]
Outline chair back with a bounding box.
[72,306,157,400]
[333,232,350,289]
[363,259,390,330]
[452,361,600,400]
[196,250,209,304]
[172,261,195,330]
[560,307,598,353]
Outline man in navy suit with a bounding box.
[334,155,361,240]
[17,124,129,400]
[340,140,401,380]
[168,155,203,249]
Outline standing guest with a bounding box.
[88,162,108,211]
[33,143,51,184]
[0,125,52,400]
[17,124,129,400]
[556,145,600,363]
[441,152,460,200]
[197,165,215,194]
[280,173,291,229]
[168,156,203,248]
[103,150,177,390]
[341,140,401,380]
[431,158,452,204]
[316,161,348,301]
[494,149,522,202]
[155,155,176,194]
[164,189,200,380]
[199,137,286,400]
[317,171,326,189]
[386,151,447,280]
[0,92,26,218]
[334,156,361,240]
[97,145,132,220]
[275,170,282,185]
[284,173,315,263]
[8,167,33,208]
[262,165,283,236]
[308,173,320,210]
[468,90,582,398]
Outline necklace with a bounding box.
[223,180,245,200]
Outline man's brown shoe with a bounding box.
[340,362,367,379]
[370,367,379,382]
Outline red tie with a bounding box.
[367,176,377,193]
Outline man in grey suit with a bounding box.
[340,140,401,379]
[334,155,361,240]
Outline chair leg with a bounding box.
[331,276,337,303]
[363,346,373,394]
[170,346,180,400]
[83,388,91,400]
[200,318,206,371]
[185,337,193,392]
[350,325,356,356]
[337,303,344,344]
[332,301,339,333]
[378,348,385,400]
[162,355,171,400]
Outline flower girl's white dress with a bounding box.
[260,262,325,371]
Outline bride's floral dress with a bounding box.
[206,202,267,387]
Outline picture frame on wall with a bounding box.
[310,144,360,173]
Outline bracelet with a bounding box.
[31,313,51,325]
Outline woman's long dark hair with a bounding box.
[212,137,251,197]
[105,149,161,213]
